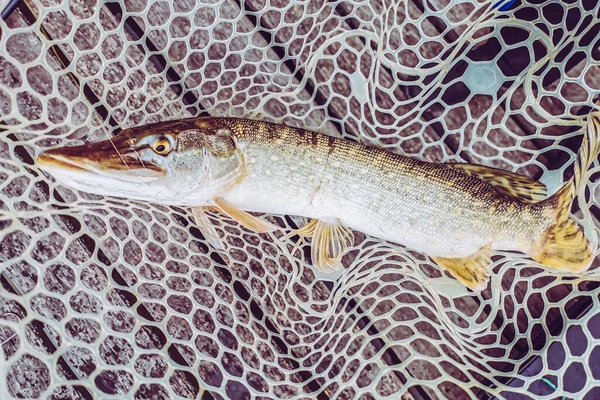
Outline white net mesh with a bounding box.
[1,0,600,398]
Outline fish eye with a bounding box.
[151,139,171,155]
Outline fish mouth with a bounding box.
[36,146,165,183]
[37,152,90,172]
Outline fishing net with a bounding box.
[1,0,600,398]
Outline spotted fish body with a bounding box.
[37,115,599,291]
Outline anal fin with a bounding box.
[432,246,491,292]
[214,197,280,233]
[309,218,354,273]
[451,164,547,203]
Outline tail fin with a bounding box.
[530,181,592,272]
[574,111,600,191]
[529,112,600,272]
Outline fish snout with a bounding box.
[37,140,166,180]
[36,139,133,173]
[36,148,89,172]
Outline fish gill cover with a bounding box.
[0,0,600,399]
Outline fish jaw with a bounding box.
[37,137,165,180]
[36,141,169,200]
[37,151,89,173]
[37,143,164,180]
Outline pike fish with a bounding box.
[36,115,600,291]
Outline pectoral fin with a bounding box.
[451,164,546,203]
[310,218,354,273]
[214,197,280,233]
[191,207,225,250]
[432,246,491,292]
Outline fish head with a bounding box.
[36,118,245,205]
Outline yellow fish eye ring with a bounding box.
[151,139,171,155]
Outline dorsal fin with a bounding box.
[450,163,547,203]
